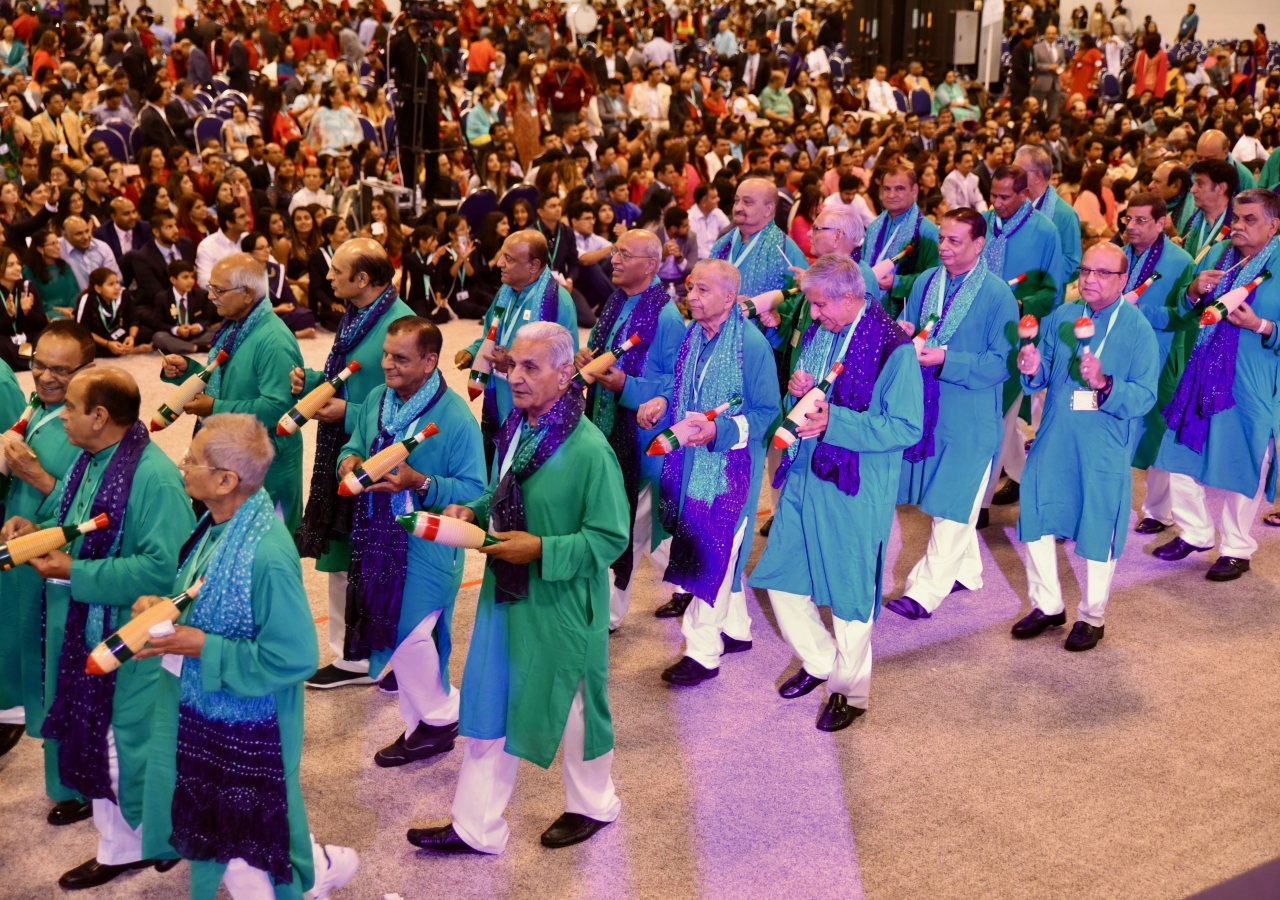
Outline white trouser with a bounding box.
[451,683,620,855]
[903,462,991,611]
[389,608,459,732]
[1024,535,1118,627]
[1168,444,1272,559]
[677,519,751,670]
[609,486,672,629]
[1142,468,1174,525]
[94,727,144,865]
[0,705,23,724]
[327,571,368,673]
[768,590,874,707]
[983,403,1027,505]
[222,835,329,900]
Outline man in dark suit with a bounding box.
[142,259,219,354]
[138,81,180,155]
[734,35,775,96]
[165,78,201,150]
[592,35,630,86]
[121,35,154,94]
[905,118,938,161]
[127,211,195,301]
[1008,27,1034,107]
[976,143,1003,204]
[93,197,152,288]
[225,22,251,94]
[237,135,272,190]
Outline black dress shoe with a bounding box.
[661,656,718,686]
[0,722,23,757]
[305,663,375,689]
[991,480,1020,505]
[407,823,482,853]
[1011,608,1067,639]
[976,508,990,529]
[1207,556,1250,581]
[378,670,399,694]
[721,634,752,653]
[1152,536,1213,561]
[758,515,773,537]
[816,693,864,732]
[540,812,611,848]
[47,798,93,826]
[1064,621,1104,651]
[58,858,158,889]
[949,581,969,594]
[884,596,931,619]
[779,668,826,699]
[1134,517,1168,534]
[654,592,693,618]
[374,721,458,768]
[154,858,181,873]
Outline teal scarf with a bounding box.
[205,299,273,400]
[983,200,1034,277]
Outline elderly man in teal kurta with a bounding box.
[1012,244,1159,651]
[337,318,485,767]
[0,322,95,816]
[887,209,1018,621]
[454,229,579,468]
[136,414,358,900]
[160,254,304,532]
[0,354,26,753]
[407,321,630,856]
[2,368,193,889]
[1180,159,1236,264]
[1016,145,1083,287]
[750,254,923,729]
[291,239,416,690]
[1152,189,1280,582]
[856,165,942,318]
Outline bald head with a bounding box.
[331,237,394,301]
[611,229,662,294]
[63,367,140,451]
[497,229,551,291]
[733,177,778,236]
[1196,130,1231,162]
[1079,243,1129,309]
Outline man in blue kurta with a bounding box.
[3,368,194,888]
[574,229,686,629]
[1179,159,1236,264]
[1012,244,1159,651]
[160,253,305,531]
[886,209,1018,621]
[1152,189,1280,582]
[1015,145,1082,287]
[1197,129,1256,193]
[292,239,417,690]
[633,259,780,687]
[978,164,1065,517]
[855,165,942,318]
[750,254,923,728]
[407,322,631,855]
[337,318,486,767]
[0,322,95,817]
[1152,162,1196,239]
[137,414,359,900]
[0,355,27,754]
[1117,193,1197,534]
[454,229,579,469]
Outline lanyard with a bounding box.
[1083,301,1124,362]
[539,221,562,266]
[27,403,63,441]
[499,420,528,480]
[98,297,121,331]
[824,310,860,373]
[45,111,65,143]
[183,527,220,591]
[729,228,763,268]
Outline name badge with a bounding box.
[110,327,127,340]
[554,91,565,99]
[11,332,25,346]
[790,328,801,348]
[170,304,178,318]
[56,143,68,154]
[456,290,469,301]
[1071,390,1098,411]
[0,143,10,154]
[523,310,531,321]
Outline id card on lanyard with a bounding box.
[1072,303,1123,412]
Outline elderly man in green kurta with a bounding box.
[1,368,193,889]
[136,414,359,900]
[0,321,96,818]
[407,321,631,855]
[857,165,942,318]
[289,238,416,690]
[0,353,26,756]
[160,254,304,532]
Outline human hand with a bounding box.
[574,347,595,369]
[1190,269,1224,301]
[183,394,215,417]
[0,516,36,542]
[367,464,425,493]
[442,504,477,524]
[107,341,126,356]
[337,455,362,479]
[455,348,474,369]
[897,319,916,337]
[162,354,190,378]
[1017,343,1041,376]
[796,398,829,438]
[488,345,511,374]
[1078,350,1107,389]
[480,530,543,564]
[683,413,717,447]
[135,625,206,659]
[636,397,667,429]
[916,346,945,367]
[122,335,135,349]
[312,397,346,424]
[758,307,781,328]
[5,437,51,492]
[289,366,306,395]
[28,548,72,579]
[19,290,33,313]
[595,365,626,392]
[872,258,896,290]
[1227,301,1267,335]
[788,367,815,398]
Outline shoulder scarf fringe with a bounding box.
[481,268,561,452]
[857,204,922,269]
[982,200,1034,277]
[205,298,273,400]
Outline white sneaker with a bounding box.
[304,843,358,900]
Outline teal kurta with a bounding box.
[1154,238,1280,500]
[767,259,880,379]
[1017,298,1159,561]
[862,207,942,317]
[300,296,415,573]
[1260,151,1280,190]
[1181,208,1231,264]
[338,382,485,678]
[1233,156,1257,191]
[39,440,194,827]
[750,335,924,622]
[459,415,630,768]
[1125,237,1197,469]
[0,363,24,712]
[896,266,1018,521]
[162,315,305,531]
[713,223,811,354]
[1034,190,1083,285]
[140,517,320,900]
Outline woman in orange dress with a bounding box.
[508,62,542,175]
[1067,34,1104,100]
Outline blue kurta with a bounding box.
[1017,298,1160,561]
[0,362,25,712]
[897,266,1018,521]
[1154,239,1280,500]
[862,207,942,316]
[712,223,811,360]
[338,382,486,679]
[1035,190,1083,286]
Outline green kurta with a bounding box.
[162,315,305,532]
[0,362,25,712]
[1259,151,1280,190]
[859,207,942,318]
[38,440,194,827]
[300,296,415,572]
[23,263,81,318]
[141,516,319,900]
[459,415,630,768]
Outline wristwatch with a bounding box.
[415,474,432,499]
[1096,375,1113,407]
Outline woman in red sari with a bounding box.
[1067,34,1104,100]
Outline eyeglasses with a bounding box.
[1119,214,1156,226]
[206,284,248,300]
[811,225,842,235]
[179,450,228,473]
[611,249,657,263]
[1078,266,1125,280]
[30,359,84,379]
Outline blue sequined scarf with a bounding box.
[41,420,150,803]
[1124,235,1166,293]
[982,200,1034,277]
[857,204,922,266]
[711,222,790,295]
[482,269,562,451]
[205,298,273,400]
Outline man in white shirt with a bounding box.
[688,183,730,259]
[643,28,676,68]
[705,136,733,181]
[1233,119,1270,164]
[941,149,988,212]
[194,204,250,290]
[59,216,122,290]
[713,20,739,58]
[289,164,336,213]
[568,202,613,265]
[863,64,897,122]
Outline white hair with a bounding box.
[1014,145,1053,180]
[803,253,866,302]
[691,258,741,295]
[815,204,864,252]
[200,413,275,491]
[514,321,575,368]
[212,253,268,303]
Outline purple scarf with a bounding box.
[296,286,403,559]
[587,280,670,590]
[489,388,584,603]
[902,270,968,463]
[775,301,909,495]
[1125,234,1166,293]
[41,420,150,802]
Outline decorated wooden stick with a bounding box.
[1200,271,1272,326]
[85,579,203,675]
[0,513,109,571]
[151,350,230,432]
[0,393,39,477]
[1007,273,1028,288]
[338,423,440,496]
[1074,316,1096,354]
[1193,226,1231,265]
[575,333,642,386]
[277,360,362,436]
[647,395,741,455]
[889,244,916,265]
[1121,271,1162,304]
[871,244,917,282]
[742,271,802,319]
[1018,314,1039,347]
[468,313,503,400]
[773,363,844,451]
[913,314,940,348]
[398,512,500,548]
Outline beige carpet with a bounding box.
[1,318,1278,899]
